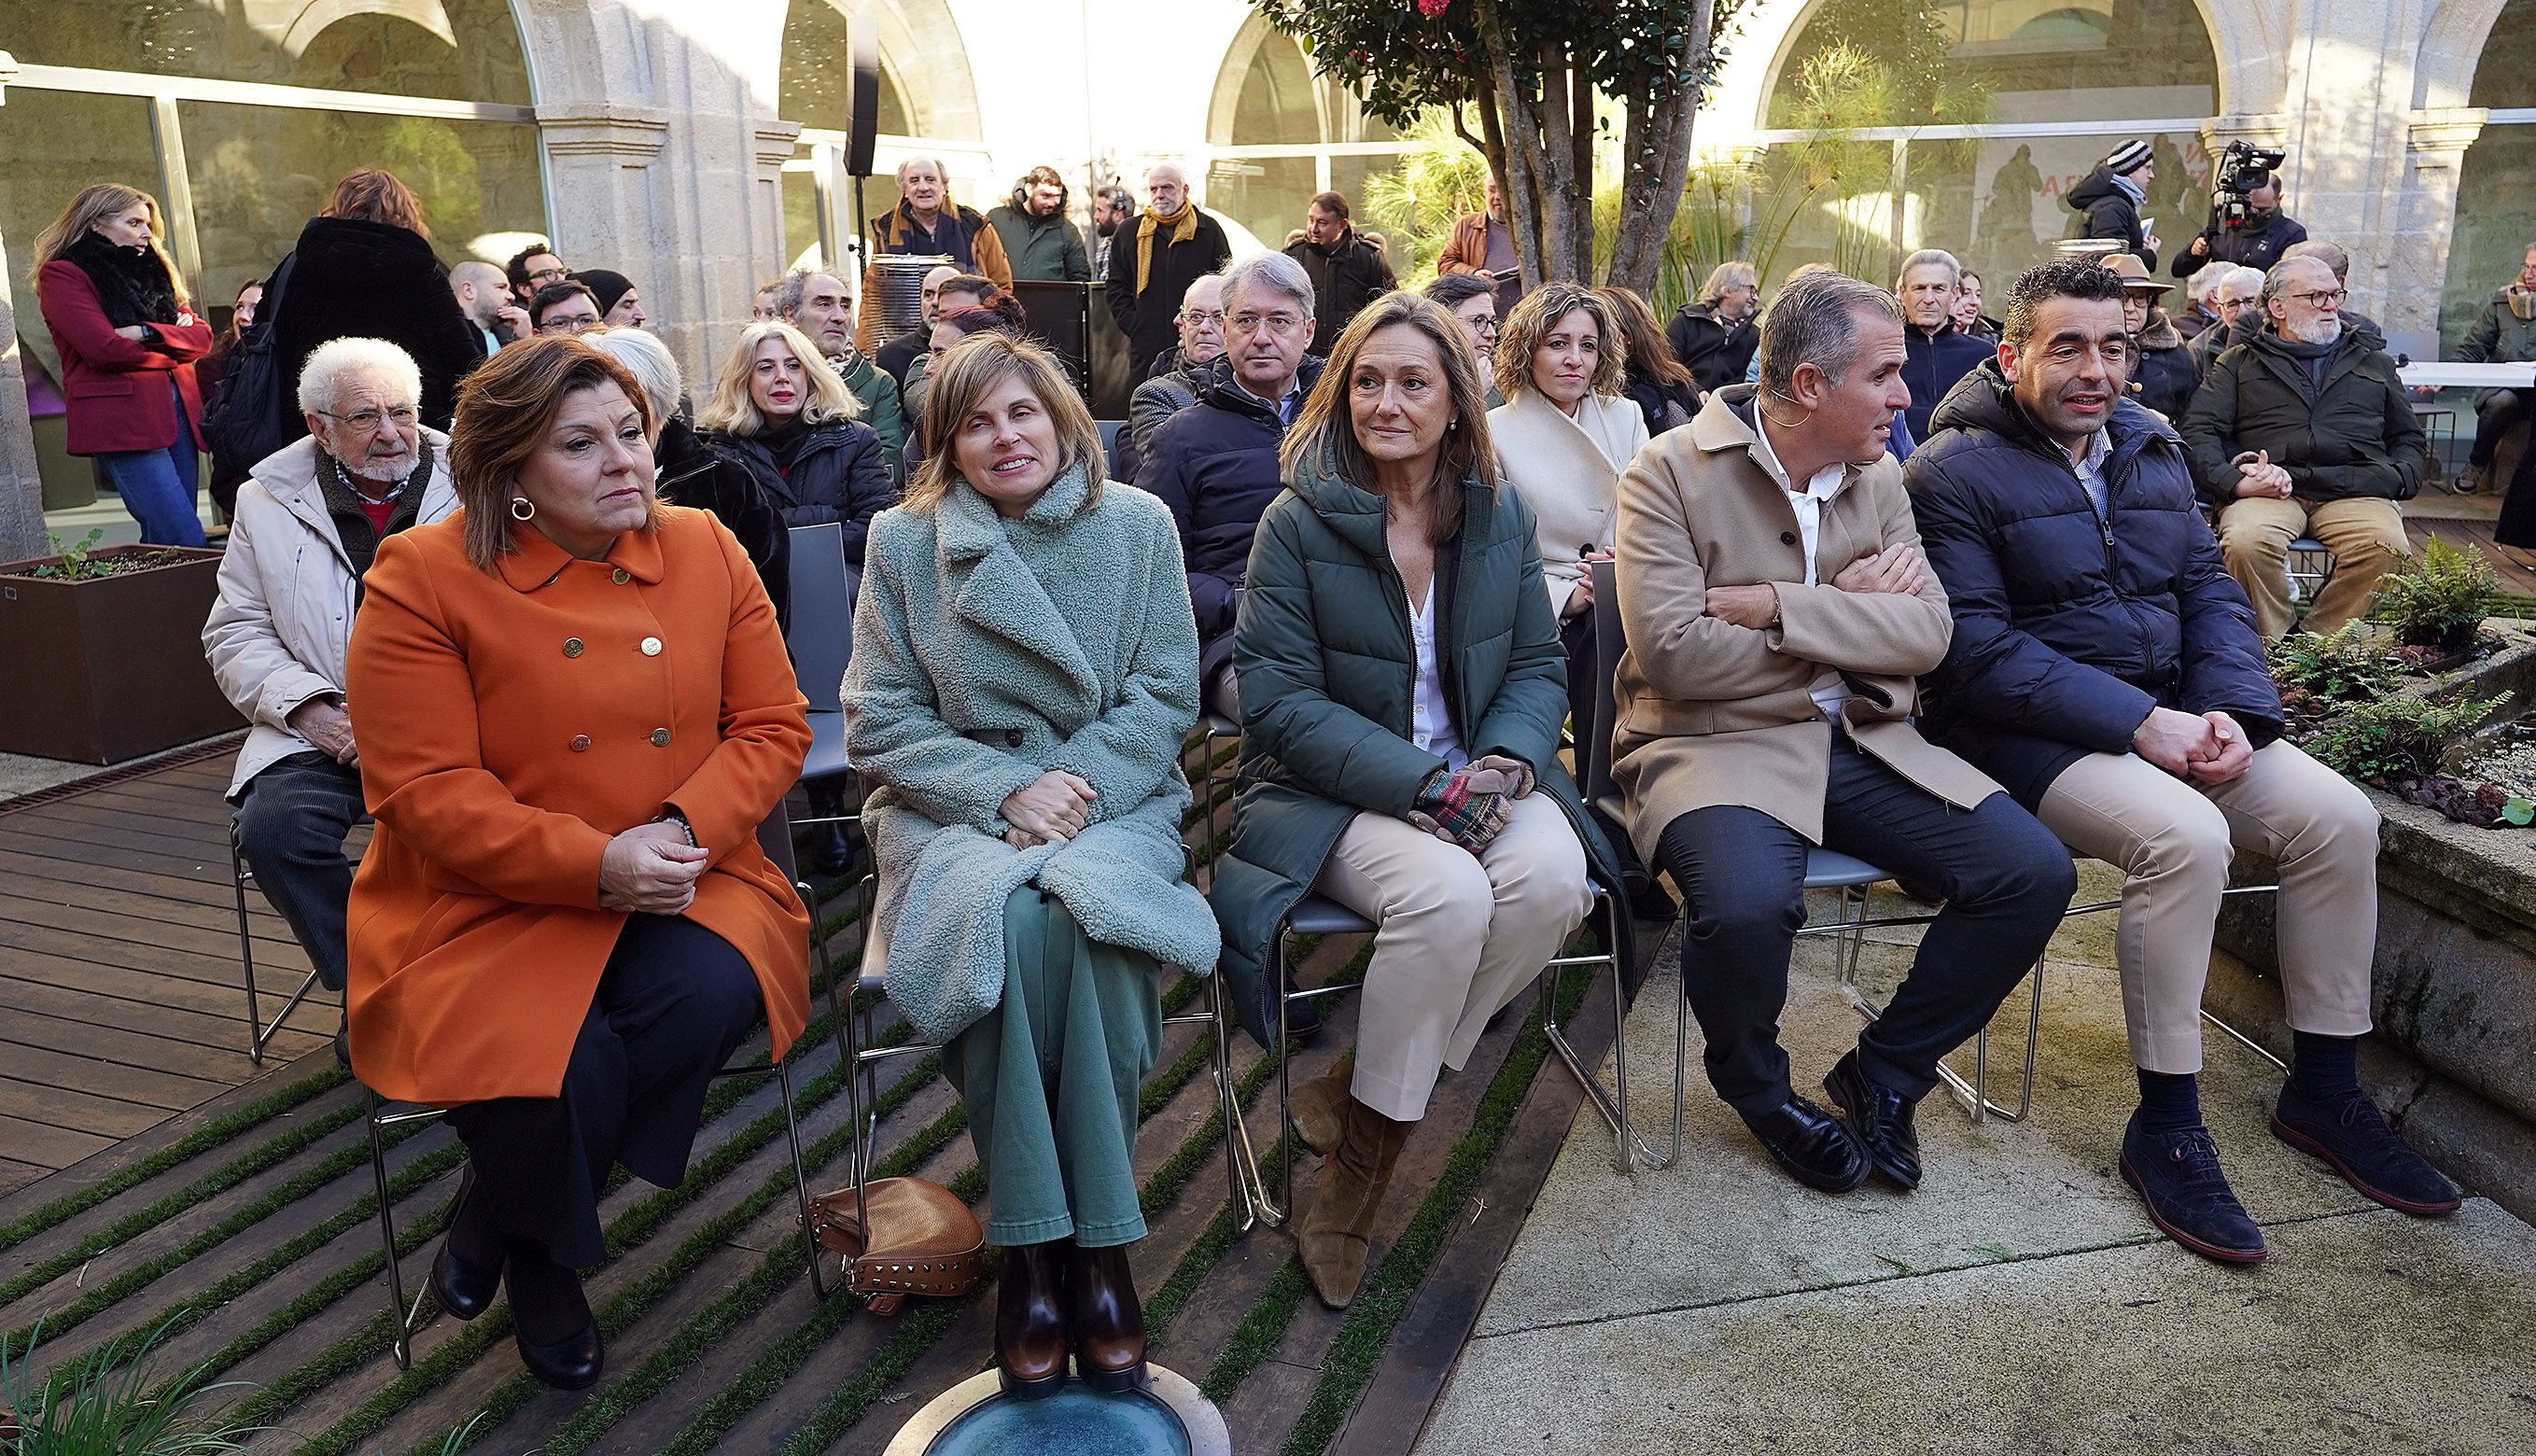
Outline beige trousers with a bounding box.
[2216,495,2409,638]
[1313,792,1592,1121]
[2036,740,2377,1073]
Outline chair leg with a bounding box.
[1542,891,1684,1173]
[368,1091,427,1370]
[1934,959,2044,1124]
[774,1058,834,1300]
[1277,930,1296,1225]
[233,828,263,1064]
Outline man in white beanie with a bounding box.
[2069,138,2161,272]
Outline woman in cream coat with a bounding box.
[1488,283,1648,734]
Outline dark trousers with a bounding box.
[2470,389,2527,467]
[1652,738,2076,1113]
[232,751,365,992]
[449,915,763,1267]
[1560,610,1597,750]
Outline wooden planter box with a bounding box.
[0,544,238,764]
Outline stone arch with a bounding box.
[278,0,457,56]
[2416,0,2516,109]
[775,0,981,142]
[1209,12,1312,147]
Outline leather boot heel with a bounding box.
[429,1164,503,1322]
[1066,1241,1148,1393]
[1298,1096,1411,1309]
[995,1242,1071,1400]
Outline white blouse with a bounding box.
[1408,581,1466,770]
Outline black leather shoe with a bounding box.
[506,1245,603,1391]
[1738,1094,1870,1193]
[515,1321,604,1393]
[2272,1085,2461,1216]
[809,821,855,879]
[430,1165,503,1321]
[1823,1051,1922,1191]
[2119,1113,2266,1265]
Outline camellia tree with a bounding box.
[1259,0,1742,295]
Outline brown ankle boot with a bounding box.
[1298,1095,1411,1309]
[995,1242,1069,1400]
[1288,1051,1355,1156]
[1065,1241,1148,1393]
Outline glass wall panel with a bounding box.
[1765,0,2217,127]
[2439,0,2536,350]
[0,91,166,387]
[1208,157,1317,255]
[11,0,530,104]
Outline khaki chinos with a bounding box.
[2215,494,2409,638]
[2035,739,2377,1073]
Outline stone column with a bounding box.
[0,51,45,561]
[2390,107,2489,345]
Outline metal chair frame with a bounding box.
[2286,535,2336,606]
[231,819,359,1066]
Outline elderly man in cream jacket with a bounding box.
[203,337,457,1039]
[1610,271,2074,1197]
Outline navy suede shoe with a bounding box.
[2272,1086,2462,1216]
[2119,1113,2267,1264]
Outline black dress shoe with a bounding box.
[1823,1051,1923,1191]
[1738,1094,1870,1193]
[430,1165,503,1321]
[505,1244,603,1391]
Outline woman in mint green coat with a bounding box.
[845,334,1218,1399]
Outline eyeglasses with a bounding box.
[1464,315,1501,336]
[2285,288,2347,307]
[315,405,419,433]
[1231,311,1307,336]
[527,266,568,284]
[1182,309,1226,327]
[537,315,599,334]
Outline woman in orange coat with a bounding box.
[343,337,810,1391]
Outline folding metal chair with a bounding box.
[2287,536,2336,605]
[231,819,356,1066]
[367,803,850,1368]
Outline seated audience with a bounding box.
[1667,261,1760,394]
[529,280,605,336]
[1897,248,1991,443]
[1909,258,2456,1262]
[875,264,964,388]
[696,320,895,566]
[1113,273,1226,484]
[2188,264,2265,380]
[1137,252,1324,721]
[205,337,459,1059]
[856,156,1013,354]
[905,293,1030,433]
[2106,254,2196,421]
[844,333,1215,1399]
[753,277,785,322]
[2175,261,2228,342]
[1422,273,1502,403]
[1613,269,2073,1194]
[777,267,909,482]
[1602,284,1702,436]
[345,336,812,1388]
[1489,282,1647,736]
[1211,292,1618,1309]
[2183,256,2422,637]
[585,328,788,629]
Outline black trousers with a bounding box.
[232,751,365,992]
[2470,389,2528,468]
[1653,737,2075,1113]
[1560,609,1598,749]
[449,915,763,1267]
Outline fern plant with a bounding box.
[2268,622,2406,707]
[2305,690,2511,784]
[2372,536,2499,649]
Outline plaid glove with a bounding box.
[1466,753,1536,799]
[1407,763,1519,854]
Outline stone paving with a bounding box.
[1420,865,2536,1455]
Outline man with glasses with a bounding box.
[2184,254,2423,637]
[2188,265,2265,380]
[1135,252,1320,719]
[528,280,606,336]
[1913,259,2453,1262]
[506,242,568,308]
[1114,273,1226,484]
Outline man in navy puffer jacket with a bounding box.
[1907,258,2458,1266]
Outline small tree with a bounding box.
[1259,0,1743,294]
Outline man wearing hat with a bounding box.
[2105,254,2196,421]
[571,270,648,329]
[2069,140,2161,272]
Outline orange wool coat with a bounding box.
[343,505,813,1106]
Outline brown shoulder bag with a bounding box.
[806,1176,985,1315]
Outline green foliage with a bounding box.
[2373,536,2502,646]
[2305,690,2511,784]
[0,1317,256,1453]
[1361,109,1494,285]
[2506,797,2535,828]
[28,530,107,581]
[2268,623,2407,707]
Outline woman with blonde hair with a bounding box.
[343,335,810,1390]
[846,332,1213,1398]
[1490,281,1648,735]
[698,319,895,565]
[33,183,213,544]
[1210,293,1619,1309]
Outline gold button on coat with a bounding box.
[569,735,592,751]
[563,637,584,658]
[640,637,663,656]
[651,728,672,747]
[611,567,631,584]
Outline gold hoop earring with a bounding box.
[510,497,537,522]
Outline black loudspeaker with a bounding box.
[846,18,880,178]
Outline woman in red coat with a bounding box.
[33,184,212,545]
[344,337,811,1389]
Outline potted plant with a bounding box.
[2372,536,2501,656]
[0,529,238,764]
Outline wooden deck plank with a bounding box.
[0,973,317,1056]
[0,1157,46,1197]
[0,843,259,914]
[0,884,310,965]
[0,863,307,955]
[0,802,237,857]
[0,1037,232,1112]
[0,1116,113,1173]
[0,995,274,1082]
[0,1080,166,1143]
[0,824,234,886]
[0,906,296,993]
[0,956,334,1036]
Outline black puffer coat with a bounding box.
[1284,229,1395,354]
[704,415,897,565]
[2067,165,2157,272]
[1664,303,1758,395]
[653,416,790,629]
[2131,313,2198,423]
[1904,361,2281,809]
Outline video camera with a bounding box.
[2211,140,2287,231]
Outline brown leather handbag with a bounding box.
[806,1176,985,1314]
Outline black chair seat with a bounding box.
[1285,894,1375,938]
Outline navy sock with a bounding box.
[2289,1031,2361,1100]
[2135,1068,2203,1135]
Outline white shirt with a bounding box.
[1408,581,1466,770]
[1751,415,1855,721]
[2068,427,2114,520]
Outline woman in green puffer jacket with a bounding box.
[1209,292,1621,1310]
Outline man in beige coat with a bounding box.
[1612,270,2076,1195]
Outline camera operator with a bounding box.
[2172,157,2306,278]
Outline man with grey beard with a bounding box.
[2183,254,2422,637]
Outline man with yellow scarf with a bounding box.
[1103,162,1233,381]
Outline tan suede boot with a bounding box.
[1287,1051,1355,1156]
[1298,1095,1412,1309]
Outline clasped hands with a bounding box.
[600,820,708,915]
[1702,543,1928,628]
[1407,755,1536,855]
[1001,770,1098,850]
[2231,449,2294,499]
[2134,706,2254,784]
